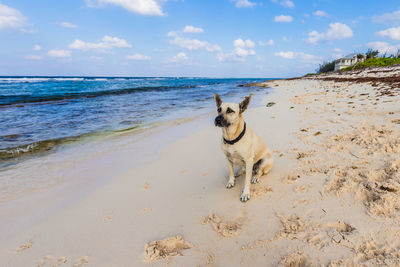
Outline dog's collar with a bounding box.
[224,123,246,145]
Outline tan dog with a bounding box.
[214,93,273,202]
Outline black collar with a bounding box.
[224,123,246,145]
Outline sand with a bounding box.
[1,65,400,266]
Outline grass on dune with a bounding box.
[341,57,400,72]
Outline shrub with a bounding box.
[317,61,335,73]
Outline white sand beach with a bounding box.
[1,66,400,266]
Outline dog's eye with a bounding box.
[217,107,221,113]
[226,107,234,113]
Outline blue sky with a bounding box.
[1,0,400,77]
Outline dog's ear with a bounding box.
[239,95,252,113]
[214,93,222,108]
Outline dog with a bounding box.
[214,93,274,202]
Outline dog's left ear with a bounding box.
[239,95,252,113]
[214,93,222,107]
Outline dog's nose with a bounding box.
[214,115,223,126]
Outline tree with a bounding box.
[366,49,379,59]
[317,61,335,73]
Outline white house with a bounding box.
[334,53,364,71]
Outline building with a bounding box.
[334,53,365,71]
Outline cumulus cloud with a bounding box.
[258,40,274,46]
[313,10,328,17]
[26,55,42,60]
[33,45,41,51]
[183,25,204,33]
[235,0,256,8]
[0,4,27,30]
[69,35,131,52]
[376,26,400,41]
[170,52,188,62]
[217,38,256,62]
[47,49,71,58]
[125,53,151,60]
[274,15,293,23]
[366,41,400,55]
[85,0,164,16]
[169,33,221,52]
[372,9,400,25]
[306,22,353,44]
[271,0,294,8]
[275,51,321,63]
[58,22,78,28]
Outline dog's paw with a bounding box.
[240,191,250,202]
[251,177,259,184]
[226,181,235,189]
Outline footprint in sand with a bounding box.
[17,241,32,252]
[293,185,310,193]
[293,199,310,207]
[141,208,152,214]
[144,236,192,262]
[38,255,68,266]
[202,213,243,238]
[103,214,114,222]
[251,186,273,197]
[143,182,150,190]
[73,256,88,267]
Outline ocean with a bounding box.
[0,76,273,164]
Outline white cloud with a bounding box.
[274,15,293,23]
[271,0,294,8]
[313,10,328,17]
[372,9,400,25]
[376,26,400,41]
[47,49,71,58]
[167,31,177,37]
[125,53,151,60]
[235,0,256,8]
[258,40,274,46]
[366,41,400,55]
[26,55,42,60]
[58,22,78,28]
[183,25,204,33]
[169,34,221,52]
[333,48,343,53]
[306,22,353,44]
[86,0,164,16]
[170,52,188,62]
[217,38,256,62]
[69,35,131,52]
[275,51,321,63]
[33,44,41,51]
[0,4,27,30]
[280,0,294,8]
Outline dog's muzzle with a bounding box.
[214,115,229,127]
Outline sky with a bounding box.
[1,0,400,77]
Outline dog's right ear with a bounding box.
[214,93,222,108]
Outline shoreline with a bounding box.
[1,67,399,266]
[0,79,272,165]
[0,89,270,245]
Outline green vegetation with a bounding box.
[316,61,335,73]
[341,57,400,72]
[365,49,379,59]
[307,49,400,75]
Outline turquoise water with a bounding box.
[0,76,274,161]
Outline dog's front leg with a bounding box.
[226,159,235,188]
[240,160,253,202]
